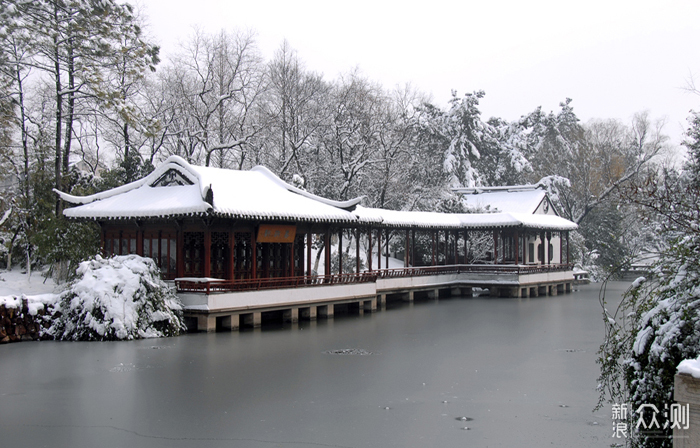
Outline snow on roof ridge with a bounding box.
[352,206,577,231]
[249,165,363,210]
[55,155,205,205]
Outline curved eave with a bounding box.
[249,165,363,210]
[64,210,361,225]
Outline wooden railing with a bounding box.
[175,264,573,294]
[176,272,378,294]
[377,263,574,278]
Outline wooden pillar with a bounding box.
[540,232,545,265]
[454,230,458,265]
[464,230,468,264]
[203,229,212,278]
[501,231,506,264]
[514,231,519,265]
[566,231,570,265]
[405,229,410,267]
[385,229,389,269]
[547,232,551,265]
[356,228,361,273]
[377,228,382,270]
[176,228,184,278]
[228,230,235,280]
[559,231,563,265]
[338,230,343,275]
[136,228,144,257]
[431,231,436,266]
[289,238,295,277]
[324,229,331,276]
[493,230,498,264]
[411,229,416,267]
[251,229,257,279]
[368,227,373,271]
[306,232,312,276]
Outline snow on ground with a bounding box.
[0,269,62,301]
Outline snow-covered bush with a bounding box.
[43,254,186,341]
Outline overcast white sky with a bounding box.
[141,0,700,145]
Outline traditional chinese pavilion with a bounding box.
[56,156,578,331]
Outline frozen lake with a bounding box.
[0,282,629,447]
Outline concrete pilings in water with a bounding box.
[189,282,572,332]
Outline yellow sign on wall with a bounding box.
[257,225,297,243]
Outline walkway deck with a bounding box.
[178,264,575,332]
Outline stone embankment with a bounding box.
[0,299,45,343]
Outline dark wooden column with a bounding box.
[176,228,184,278]
[136,226,144,257]
[547,232,551,265]
[559,231,563,265]
[540,232,545,265]
[324,229,331,276]
[251,228,257,279]
[385,229,390,269]
[411,229,416,267]
[289,239,295,277]
[464,230,468,264]
[405,229,410,267]
[377,228,382,270]
[204,229,211,278]
[368,227,373,271]
[566,231,570,265]
[514,231,519,265]
[453,230,458,265]
[356,228,361,273]
[228,230,235,280]
[431,230,436,266]
[306,232,312,276]
[493,230,498,264]
[338,230,343,275]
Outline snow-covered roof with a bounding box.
[460,189,550,214]
[56,156,362,224]
[353,206,577,231]
[55,157,577,231]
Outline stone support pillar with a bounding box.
[220,314,239,331]
[318,304,334,319]
[283,308,299,323]
[197,315,216,333]
[300,306,317,320]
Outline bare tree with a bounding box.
[159,28,267,168]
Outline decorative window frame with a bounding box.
[150,169,194,187]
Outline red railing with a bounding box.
[175,264,573,294]
[377,263,574,279]
[176,272,378,294]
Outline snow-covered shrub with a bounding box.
[43,254,186,341]
[598,242,700,447]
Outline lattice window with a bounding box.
[104,230,136,257]
[143,231,177,279]
[184,232,204,277]
[234,232,252,279]
[211,232,229,279]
